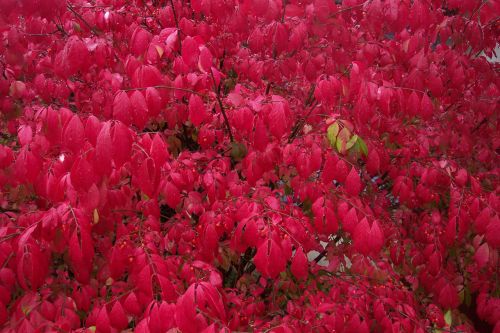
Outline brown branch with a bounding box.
[210,71,234,143]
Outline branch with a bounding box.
[210,70,234,143]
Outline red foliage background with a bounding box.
[0,0,499,332]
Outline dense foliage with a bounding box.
[0,0,499,332]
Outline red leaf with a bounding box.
[182,37,200,68]
[123,292,142,316]
[68,225,94,284]
[343,207,358,233]
[353,218,384,256]
[131,27,152,56]
[130,90,148,129]
[369,220,384,254]
[474,243,490,268]
[474,207,491,234]
[268,102,287,138]
[137,264,153,297]
[188,94,207,126]
[291,247,308,280]
[254,239,286,278]
[136,157,158,197]
[111,122,133,168]
[274,23,288,54]
[96,307,111,333]
[420,94,434,120]
[175,285,198,333]
[455,168,468,187]
[312,197,338,235]
[109,301,128,330]
[198,46,213,72]
[146,87,162,117]
[353,218,370,255]
[162,181,181,209]
[253,117,268,151]
[252,0,269,16]
[113,91,133,126]
[94,122,112,177]
[85,115,102,146]
[406,91,420,116]
[486,217,500,248]
[0,145,13,169]
[0,302,6,326]
[345,167,361,196]
[438,283,460,309]
[63,115,85,153]
[366,148,380,175]
[70,157,95,192]
[334,159,349,182]
[150,133,169,168]
[17,125,32,146]
[322,153,338,184]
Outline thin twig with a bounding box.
[169,0,182,53]
[67,4,99,35]
[121,85,206,97]
[210,70,234,143]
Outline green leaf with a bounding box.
[327,122,339,147]
[444,310,452,326]
[357,137,368,156]
[230,142,248,161]
[345,134,358,150]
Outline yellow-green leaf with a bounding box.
[357,137,368,156]
[346,134,358,150]
[444,310,452,326]
[327,122,339,147]
[336,127,351,154]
